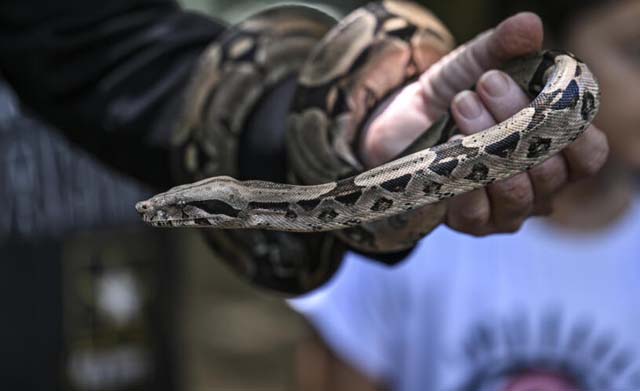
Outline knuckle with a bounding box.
[587,132,610,174]
[571,128,610,179]
[456,207,490,228]
[532,166,557,189]
[493,177,534,210]
[447,208,490,235]
[529,158,566,193]
[577,147,607,178]
[581,157,604,177]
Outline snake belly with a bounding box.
[138,49,600,231]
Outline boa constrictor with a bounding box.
[138,10,599,229]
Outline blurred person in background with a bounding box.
[291,1,640,390]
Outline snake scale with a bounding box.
[135,2,599,292]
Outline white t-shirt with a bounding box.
[290,198,640,391]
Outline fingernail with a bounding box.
[455,91,482,119]
[481,70,509,97]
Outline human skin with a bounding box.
[361,12,609,236]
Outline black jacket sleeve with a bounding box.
[0,0,226,188]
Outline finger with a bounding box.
[362,13,544,167]
[528,155,569,215]
[450,90,497,134]
[487,173,534,232]
[446,190,493,236]
[447,90,495,235]
[475,69,535,231]
[419,12,543,122]
[562,125,609,181]
[477,69,563,217]
[476,70,530,121]
[360,84,426,167]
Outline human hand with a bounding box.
[360,12,608,236]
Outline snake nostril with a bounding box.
[135,201,150,214]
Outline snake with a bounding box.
[135,2,599,292]
[137,11,599,225]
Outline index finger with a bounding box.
[419,12,543,123]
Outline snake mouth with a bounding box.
[148,220,183,227]
[144,213,226,227]
[141,215,192,227]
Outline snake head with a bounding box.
[136,195,189,227]
[136,177,246,228]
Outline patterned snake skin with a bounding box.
[136,2,600,293]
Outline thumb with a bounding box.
[419,12,544,121]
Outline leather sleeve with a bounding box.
[0,0,226,188]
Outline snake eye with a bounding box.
[177,200,186,207]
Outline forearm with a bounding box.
[0,0,225,187]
